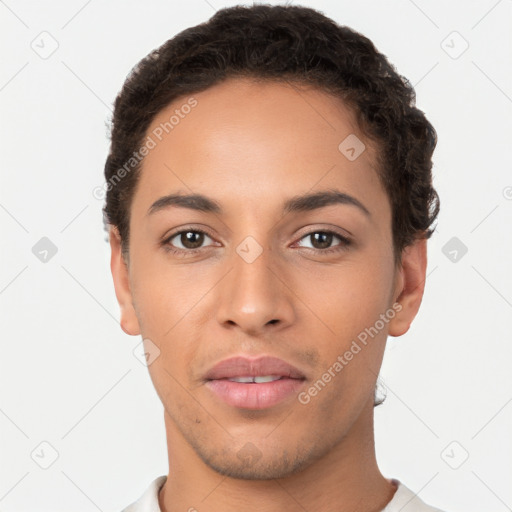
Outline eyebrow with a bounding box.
[147,189,370,217]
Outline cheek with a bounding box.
[129,261,206,375]
[301,262,394,396]
[305,261,394,338]
[129,254,203,336]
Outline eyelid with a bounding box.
[161,228,352,260]
[291,228,352,250]
[292,224,352,244]
[162,225,216,243]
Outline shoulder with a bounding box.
[120,475,167,512]
[382,478,446,512]
[120,475,448,512]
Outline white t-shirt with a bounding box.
[121,475,446,511]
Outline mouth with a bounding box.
[204,356,306,410]
[224,375,286,383]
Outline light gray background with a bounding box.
[1,0,511,510]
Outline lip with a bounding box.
[204,355,306,410]
[204,355,306,380]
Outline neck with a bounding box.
[159,397,396,512]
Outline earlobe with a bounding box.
[109,226,141,336]
[388,238,428,338]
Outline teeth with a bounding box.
[227,375,282,383]
[228,376,254,383]
[254,375,281,383]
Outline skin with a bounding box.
[110,77,427,512]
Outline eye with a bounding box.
[162,228,216,255]
[295,230,351,253]
[161,227,352,257]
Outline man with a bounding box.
[104,4,444,511]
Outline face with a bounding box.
[110,78,426,479]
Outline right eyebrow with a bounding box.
[147,193,222,216]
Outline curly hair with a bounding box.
[103,3,440,268]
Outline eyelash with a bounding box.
[161,227,352,257]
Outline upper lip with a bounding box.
[204,355,306,380]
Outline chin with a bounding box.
[195,441,321,481]
[203,454,305,480]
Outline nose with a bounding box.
[215,243,295,336]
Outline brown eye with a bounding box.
[296,230,351,252]
[164,230,214,251]
[309,232,333,249]
[179,231,206,249]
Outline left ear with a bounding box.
[388,237,428,337]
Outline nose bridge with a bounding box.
[215,235,294,333]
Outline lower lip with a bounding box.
[205,378,305,409]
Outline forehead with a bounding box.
[132,77,388,220]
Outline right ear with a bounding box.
[109,226,141,336]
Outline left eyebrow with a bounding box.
[147,189,370,218]
[282,189,371,217]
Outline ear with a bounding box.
[109,226,141,336]
[388,237,428,337]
